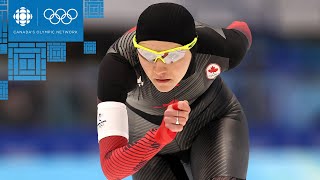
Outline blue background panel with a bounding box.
[0,10,8,54]
[0,81,8,100]
[84,0,104,18]
[47,42,66,62]
[8,43,46,81]
[83,41,96,54]
[8,0,83,42]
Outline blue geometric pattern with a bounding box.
[47,43,66,62]
[0,2,7,54]
[0,1,91,100]
[0,81,8,100]
[8,43,46,81]
[83,41,96,54]
[0,43,6,54]
[0,0,7,10]
[84,0,104,18]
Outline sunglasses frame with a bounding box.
[132,35,198,64]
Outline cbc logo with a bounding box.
[43,8,78,25]
[13,7,33,26]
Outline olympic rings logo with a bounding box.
[43,8,78,25]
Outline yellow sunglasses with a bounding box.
[132,35,198,64]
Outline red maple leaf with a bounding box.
[208,66,218,73]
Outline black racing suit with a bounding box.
[98,21,251,180]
